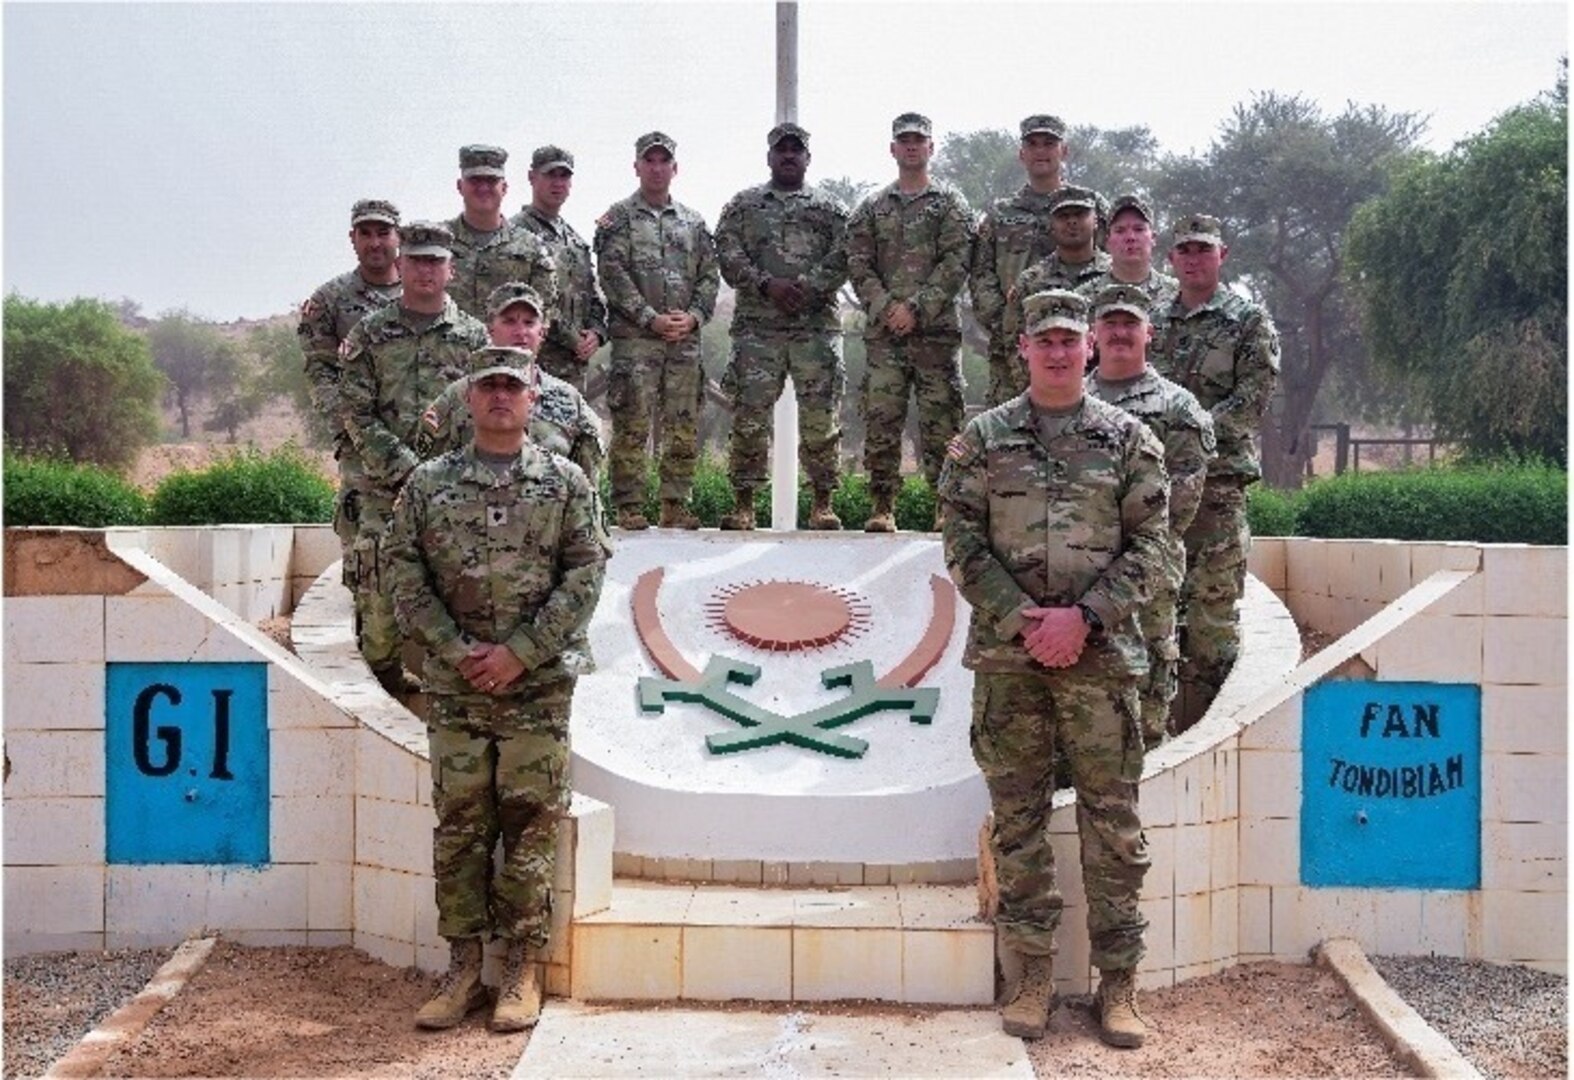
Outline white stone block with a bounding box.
[1239,749,1300,820]
[268,667,355,730]
[4,730,104,797]
[353,865,416,943]
[355,930,416,970]
[571,795,615,917]
[1416,891,1469,955]
[356,797,437,876]
[1173,823,1211,896]
[229,929,309,947]
[1175,754,1208,826]
[308,862,352,930]
[902,927,994,1004]
[271,728,354,797]
[1172,892,1211,969]
[1240,693,1301,751]
[1239,885,1271,954]
[1210,821,1239,891]
[291,525,343,583]
[1210,886,1238,962]
[1247,538,1287,592]
[1481,890,1568,965]
[793,927,902,1001]
[1484,546,1567,617]
[1217,746,1240,821]
[1052,904,1092,995]
[3,662,105,731]
[1483,753,1567,824]
[358,728,424,802]
[683,926,791,1000]
[1137,895,1175,974]
[105,864,204,937]
[1483,685,1568,754]
[414,878,442,950]
[208,863,309,930]
[3,796,102,864]
[1048,830,1084,904]
[577,881,693,925]
[5,596,104,663]
[271,794,353,864]
[1144,826,1176,900]
[571,924,681,999]
[105,594,209,661]
[6,864,104,934]
[1483,616,1566,686]
[1285,541,1331,599]
[1138,768,1176,827]
[1374,615,1484,682]
[1238,817,1299,886]
[1368,890,1426,956]
[1322,541,1361,600]
[1482,820,1566,890]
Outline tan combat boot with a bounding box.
[999,951,1054,1039]
[414,938,487,1029]
[807,489,842,531]
[863,492,896,533]
[489,942,542,1033]
[616,507,650,531]
[720,489,756,531]
[659,499,701,530]
[1096,967,1147,1048]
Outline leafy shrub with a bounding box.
[149,446,333,525]
[895,475,937,532]
[3,454,148,527]
[1293,462,1566,545]
[1246,483,1299,537]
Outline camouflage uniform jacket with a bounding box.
[845,181,975,338]
[714,182,849,334]
[511,206,609,355]
[416,371,605,481]
[970,186,1059,343]
[1086,368,1216,585]
[1148,286,1280,481]
[1074,267,1179,312]
[297,269,403,429]
[384,441,610,694]
[338,298,490,497]
[593,193,719,340]
[444,214,560,324]
[938,393,1170,678]
[1007,251,1113,342]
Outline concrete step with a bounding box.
[570,879,994,1005]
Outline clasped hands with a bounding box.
[649,310,699,342]
[1022,606,1089,669]
[457,642,527,695]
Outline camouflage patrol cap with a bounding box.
[467,345,538,385]
[400,221,454,258]
[767,122,810,148]
[459,144,508,178]
[1022,289,1090,335]
[1019,114,1066,140]
[1108,193,1154,224]
[1049,185,1099,214]
[635,131,677,158]
[1173,213,1225,248]
[486,282,547,320]
[1091,283,1153,321]
[350,199,400,227]
[530,145,575,173]
[892,112,932,138]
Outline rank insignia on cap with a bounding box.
[487,505,508,528]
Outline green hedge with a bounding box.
[3,455,148,527]
[148,446,334,526]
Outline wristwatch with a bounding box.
[1075,603,1103,633]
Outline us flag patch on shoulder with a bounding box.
[946,435,969,461]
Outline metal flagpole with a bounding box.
[769,1,800,531]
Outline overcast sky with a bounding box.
[3,1,1566,321]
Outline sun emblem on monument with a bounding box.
[705,580,872,652]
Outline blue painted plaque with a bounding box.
[106,662,269,864]
[1301,681,1480,888]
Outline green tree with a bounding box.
[147,310,233,437]
[1346,77,1567,461]
[1152,93,1427,485]
[1064,124,1163,203]
[818,175,875,211]
[932,128,1020,210]
[3,293,163,471]
[247,319,333,447]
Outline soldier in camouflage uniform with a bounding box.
[594,131,719,531]
[1075,194,1179,307]
[714,122,849,531]
[938,289,1168,1048]
[384,344,609,1034]
[1149,215,1280,729]
[971,115,1069,406]
[416,283,605,484]
[444,145,559,324]
[846,112,975,532]
[1007,186,1112,339]
[510,146,607,391]
[297,199,403,563]
[1085,284,1215,746]
[337,222,490,691]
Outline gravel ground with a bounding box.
[1370,955,1567,1079]
[3,946,172,1080]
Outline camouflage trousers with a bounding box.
[1179,475,1251,702]
[723,330,844,492]
[1137,538,1187,746]
[985,339,1029,409]
[862,334,963,493]
[427,680,573,947]
[350,499,400,674]
[971,671,1149,971]
[607,336,701,509]
[536,339,586,394]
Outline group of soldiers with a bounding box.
[294,111,1278,1046]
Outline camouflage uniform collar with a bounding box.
[452,213,510,240]
[1015,184,1058,206]
[878,179,938,202]
[457,439,541,485]
[1169,283,1232,317]
[763,181,812,199]
[394,295,462,331]
[520,204,564,230]
[1002,391,1092,432]
[628,190,680,215]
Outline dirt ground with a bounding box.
[68,944,1405,1079]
